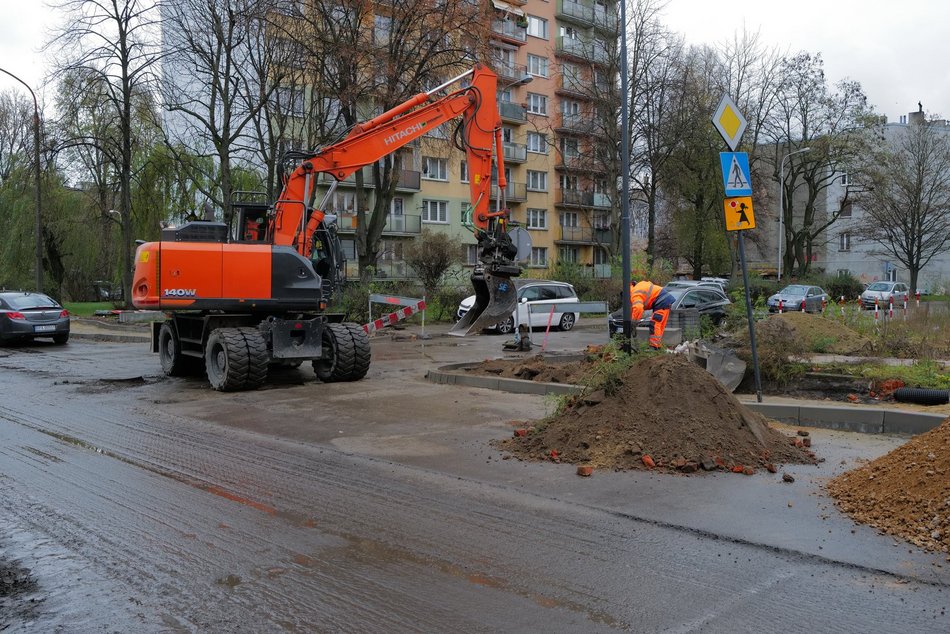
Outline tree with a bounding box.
[161,0,283,224]
[403,229,463,299]
[768,52,877,276]
[49,0,162,304]
[852,118,950,292]
[279,0,486,281]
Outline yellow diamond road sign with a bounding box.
[724,196,755,231]
[712,95,747,151]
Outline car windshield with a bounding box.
[779,285,809,295]
[1,293,59,310]
[867,282,891,291]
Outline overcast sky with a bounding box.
[0,0,946,123]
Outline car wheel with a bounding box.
[558,313,576,331]
[53,332,69,345]
[496,316,515,334]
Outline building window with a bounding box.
[560,211,579,228]
[559,246,579,263]
[838,232,851,252]
[837,269,851,277]
[275,85,305,118]
[840,203,852,218]
[560,25,579,39]
[593,213,609,229]
[422,199,448,223]
[466,244,478,265]
[530,246,547,266]
[527,54,548,77]
[527,131,547,154]
[560,174,578,191]
[422,156,448,180]
[841,172,852,186]
[527,16,547,39]
[527,93,547,115]
[459,160,468,183]
[594,247,609,265]
[374,15,392,45]
[527,208,547,229]
[560,137,580,158]
[328,190,357,214]
[527,170,547,191]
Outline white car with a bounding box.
[456,279,579,334]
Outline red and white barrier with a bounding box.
[362,297,426,335]
[778,299,783,314]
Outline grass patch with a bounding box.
[63,302,116,317]
[819,360,950,390]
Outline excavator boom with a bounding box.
[268,64,520,334]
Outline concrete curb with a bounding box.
[425,363,947,436]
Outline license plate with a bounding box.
[34,325,56,332]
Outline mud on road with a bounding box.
[2,332,950,632]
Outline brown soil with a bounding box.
[494,354,815,474]
[772,312,872,355]
[827,417,950,554]
[465,354,592,385]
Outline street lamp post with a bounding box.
[0,67,42,292]
[778,147,811,282]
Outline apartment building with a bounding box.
[311,0,620,281]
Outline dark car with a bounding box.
[607,287,731,334]
[0,291,71,344]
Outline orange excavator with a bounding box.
[132,63,520,390]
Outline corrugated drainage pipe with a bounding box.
[893,387,950,406]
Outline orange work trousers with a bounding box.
[649,308,671,349]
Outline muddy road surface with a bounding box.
[2,333,949,632]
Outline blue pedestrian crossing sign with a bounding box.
[720,152,752,197]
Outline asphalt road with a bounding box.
[1,328,949,633]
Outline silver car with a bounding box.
[766,285,829,313]
[860,282,910,309]
[457,279,579,334]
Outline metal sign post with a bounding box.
[713,97,762,402]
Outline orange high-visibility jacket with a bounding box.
[629,281,663,321]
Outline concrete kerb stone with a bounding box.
[426,363,945,436]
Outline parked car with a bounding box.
[766,285,829,313]
[456,279,579,334]
[664,279,727,294]
[0,291,71,344]
[860,281,910,309]
[607,287,731,334]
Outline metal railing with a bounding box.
[491,19,527,42]
[498,100,528,123]
[334,213,422,235]
[558,226,612,243]
[490,181,527,202]
[502,141,527,162]
[556,0,593,24]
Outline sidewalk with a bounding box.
[70,317,151,342]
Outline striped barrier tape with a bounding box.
[363,297,426,334]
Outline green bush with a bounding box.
[821,272,865,302]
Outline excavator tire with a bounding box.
[237,327,269,390]
[313,322,371,383]
[205,327,251,391]
[159,321,198,377]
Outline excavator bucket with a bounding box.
[448,270,518,336]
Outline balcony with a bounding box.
[491,18,527,44]
[556,36,611,65]
[498,100,528,124]
[555,76,592,100]
[490,181,527,202]
[317,168,421,192]
[502,141,527,163]
[557,189,604,208]
[495,61,528,83]
[556,0,594,27]
[556,226,613,244]
[335,213,422,235]
[593,6,619,34]
[556,112,596,134]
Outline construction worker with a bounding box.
[630,280,676,349]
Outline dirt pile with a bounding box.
[773,312,872,355]
[827,417,950,554]
[495,354,814,473]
